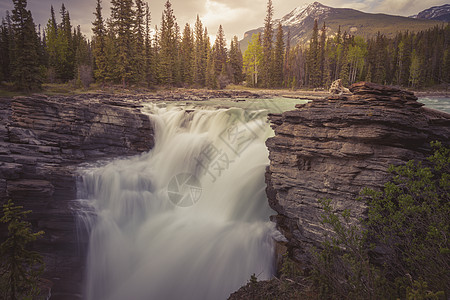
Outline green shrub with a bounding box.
[0,200,45,300]
[312,142,449,299]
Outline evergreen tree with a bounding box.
[133,0,146,84]
[58,4,74,81]
[229,36,243,84]
[272,22,284,87]
[339,33,350,86]
[92,0,107,84]
[144,3,154,87]
[44,6,58,82]
[104,18,119,82]
[205,42,217,89]
[318,22,326,86]
[307,19,320,87]
[261,0,274,87]
[10,0,41,91]
[180,23,194,85]
[73,25,92,87]
[173,22,182,85]
[193,15,206,86]
[158,0,178,85]
[213,25,227,76]
[443,48,450,85]
[395,33,411,86]
[110,0,134,87]
[409,49,421,88]
[283,30,291,87]
[373,32,387,84]
[0,13,12,82]
[0,200,45,300]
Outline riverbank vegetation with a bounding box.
[0,0,449,93]
[0,200,46,299]
[230,142,449,300]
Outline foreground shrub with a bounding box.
[312,142,449,299]
[0,200,45,300]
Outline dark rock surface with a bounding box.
[265,82,450,267]
[0,94,154,299]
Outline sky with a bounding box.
[0,0,448,43]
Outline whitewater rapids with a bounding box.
[77,103,281,300]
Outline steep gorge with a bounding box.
[265,82,450,267]
[0,94,154,298]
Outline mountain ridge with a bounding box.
[240,2,446,51]
[410,4,450,22]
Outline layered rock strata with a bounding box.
[265,82,450,266]
[0,94,154,299]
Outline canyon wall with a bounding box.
[265,82,450,266]
[0,94,154,299]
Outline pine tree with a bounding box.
[180,23,194,85]
[104,18,119,83]
[152,24,160,84]
[92,0,107,84]
[144,3,154,87]
[261,0,274,88]
[110,0,134,87]
[10,0,41,91]
[213,25,227,76]
[58,4,74,81]
[307,19,320,87]
[229,36,243,84]
[0,13,12,82]
[44,6,58,82]
[339,33,350,86]
[318,22,326,86]
[193,15,206,86]
[73,25,92,88]
[159,0,178,85]
[272,22,284,87]
[205,43,217,89]
[173,22,182,85]
[409,49,421,88]
[133,0,146,84]
[0,200,45,299]
[283,30,291,87]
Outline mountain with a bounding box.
[240,2,445,51]
[410,4,450,22]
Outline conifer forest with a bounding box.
[0,0,449,92]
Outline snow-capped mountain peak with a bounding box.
[411,4,450,22]
[280,2,331,27]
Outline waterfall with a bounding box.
[77,103,281,300]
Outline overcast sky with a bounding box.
[0,0,448,42]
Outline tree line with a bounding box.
[0,0,244,91]
[245,1,450,89]
[0,0,448,92]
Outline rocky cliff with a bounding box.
[0,94,154,299]
[265,82,450,267]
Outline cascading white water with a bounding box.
[77,103,282,300]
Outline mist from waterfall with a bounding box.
[77,103,281,300]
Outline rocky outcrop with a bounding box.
[265,82,450,267]
[0,94,154,299]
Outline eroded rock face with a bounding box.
[265,82,450,267]
[0,94,154,299]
